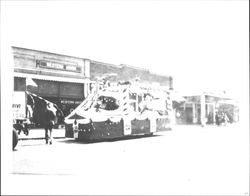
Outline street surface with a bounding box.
[4,124,250,195]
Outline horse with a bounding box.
[26,92,64,144]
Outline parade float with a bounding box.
[65,79,174,141]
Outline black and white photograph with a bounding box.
[1,0,249,195]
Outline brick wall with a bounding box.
[90,61,121,81]
[90,61,173,89]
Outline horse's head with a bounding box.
[27,92,35,109]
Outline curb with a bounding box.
[19,137,66,141]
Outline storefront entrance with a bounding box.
[14,77,87,126]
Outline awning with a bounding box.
[171,91,186,103]
[14,72,92,84]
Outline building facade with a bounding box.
[13,47,91,117]
[174,92,239,125]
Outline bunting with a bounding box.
[166,91,172,115]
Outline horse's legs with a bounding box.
[45,128,49,144]
[48,128,53,144]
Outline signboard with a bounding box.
[61,99,82,105]
[12,92,26,119]
[123,118,132,135]
[36,60,81,73]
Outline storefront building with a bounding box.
[13,46,91,117]
[175,92,239,125]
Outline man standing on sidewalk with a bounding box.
[43,103,58,145]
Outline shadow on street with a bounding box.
[57,133,163,145]
[12,172,74,176]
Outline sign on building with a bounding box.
[12,92,26,119]
[36,60,81,73]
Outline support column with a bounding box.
[170,108,176,128]
[84,83,89,99]
[183,103,186,124]
[192,103,196,123]
[135,93,139,112]
[213,102,216,124]
[200,94,206,127]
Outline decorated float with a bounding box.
[65,80,173,141]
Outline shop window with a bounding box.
[60,82,84,99]
[38,80,59,96]
[14,77,25,91]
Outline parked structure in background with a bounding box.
[13,47,173,122]
[174,92,239,126]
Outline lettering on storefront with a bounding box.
[61,100,75,104]
[13,92,26,119]
[13,104,21,108]
[61,99,82,105]
[36,60,81,73]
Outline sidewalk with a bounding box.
[18,128,66,140]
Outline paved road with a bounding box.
[17,127,65,140]
[5,124,250,195]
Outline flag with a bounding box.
[26,77,38,87]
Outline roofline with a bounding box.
[90,60,122,69]
[182,92,237,101]
[14,72,91,84]
[11,46,91,61]
[120,64,172,78]
[120,64,149,71]
[12,46,172,79]
[149,71,172,78]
